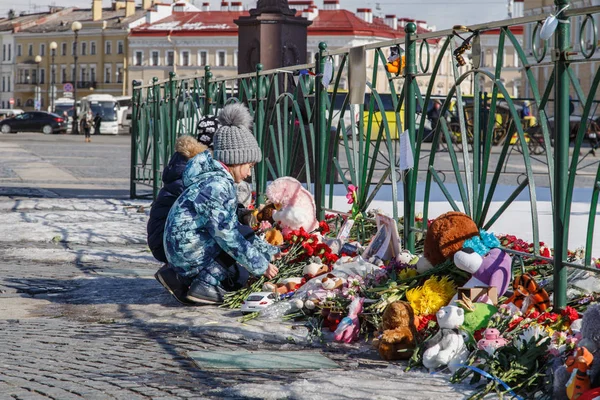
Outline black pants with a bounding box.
[84,127,91,139]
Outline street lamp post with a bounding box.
[49,41,57,114]
[34,55,42,111]
[71,21,82,135]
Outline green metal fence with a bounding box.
[131,0,600,309]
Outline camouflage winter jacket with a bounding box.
[163,150,278,277]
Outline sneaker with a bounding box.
[154,264,195,306]
[186,279,226,305]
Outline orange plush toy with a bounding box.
[416,211,480,273]
[377,301,418,361]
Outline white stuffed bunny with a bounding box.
[422,305,470,373]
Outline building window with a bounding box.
[198,50,207,66]
[2,77,5,92]
[151,51,159,66]
[7,76,10,91]
[16,99,21,107]
[105,41,112,55]
[32,69,37,84]
[181,51,190,66]
[134,51,143,66]
[116,65,123,83]
[81,42,87,56]
[61,42,67,56]
[28,44,33,56]
[217,50,226,67]
[2,45,5,61]
[104,65,111,83]
[40,43,45,56]
[117,41,124,55]
[40,68,45,84]
[72,65,76,81]
[90,42,96,55]
[72,42,76,56]
[166,51,174,66]
[7,44,11,60]
[18,70,23,84]
[17,44,21,57]
[80,66,86,82]
[234,51,238,67]
[61,65,67,83]
[90,66,96,82]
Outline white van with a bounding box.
[79,94,120,135]
[0,109,24,119]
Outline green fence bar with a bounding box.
[404,22,417,253]
[553,0,571,310]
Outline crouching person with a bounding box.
[157,103,279,305]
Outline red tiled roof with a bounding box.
[131,9,431,39]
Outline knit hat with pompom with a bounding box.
[213,103,262,165]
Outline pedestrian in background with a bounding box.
[81,112,92,143]
[93,113,102,136]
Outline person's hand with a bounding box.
[264,263,279,279]
[273,252,283,261]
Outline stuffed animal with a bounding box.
[455,293,497,341]
[454,234,512,297]
[565,347,594,400]
[264,228,283,246]
[422,305,469,372]
[320,274,345,290]
[397,249,419,265]
[416,211,480,273]
[303,258,329,280]
[377,301,418,361]
[263,277,304,295]
[385,46,405,76]
[477,328,508,351]
[554,304,600,400]
[504,273,550,314]
[334,297,364,343]
[255,203,277,225]
[265,177,319,233]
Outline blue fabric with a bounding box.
[164,150,278,283]
[462,229,500,257]
[147,152,189,263]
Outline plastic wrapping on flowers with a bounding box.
[225,206,600,400]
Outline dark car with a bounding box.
[0,111,67,134]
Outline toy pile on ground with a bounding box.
[223,177,600,400]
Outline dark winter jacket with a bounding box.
[147,152,189,263]
[147,136,207,263]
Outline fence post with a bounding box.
[314,42,327,221]
[255,63,266,206]
[204,65,212,116]
[553,0,571,310]
[403,22,417,252]
[152,77,160,200]
[168,71,177,155]
[130,80,141,199]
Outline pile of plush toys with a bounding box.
[248,178,600,397]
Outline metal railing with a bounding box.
[131,0,600,309]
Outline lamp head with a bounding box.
[71,21,82,32]
[34,55,42,63]
[49,41,58,50]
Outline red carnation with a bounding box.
[537,312,559,324]
[417,314,436,331]
[318,220,331,234]
[302,242,315,256]
[508,316,523,331]
[473,327,486,342]
[561,306,580,323]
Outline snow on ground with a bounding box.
[212,366,475,400]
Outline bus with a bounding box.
[114,95,132,128]
[79,94,120,135]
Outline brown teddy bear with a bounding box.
[416,211,479,273]
[377,301,418,361]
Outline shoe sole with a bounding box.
[185,293,223,305]
[155,272,196,306]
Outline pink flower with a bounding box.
[346,185,358,205]
[259,220,272,230]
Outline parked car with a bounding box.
[0,111,67,134]
[240,291,277,314]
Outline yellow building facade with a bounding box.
[13,2,147,111]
